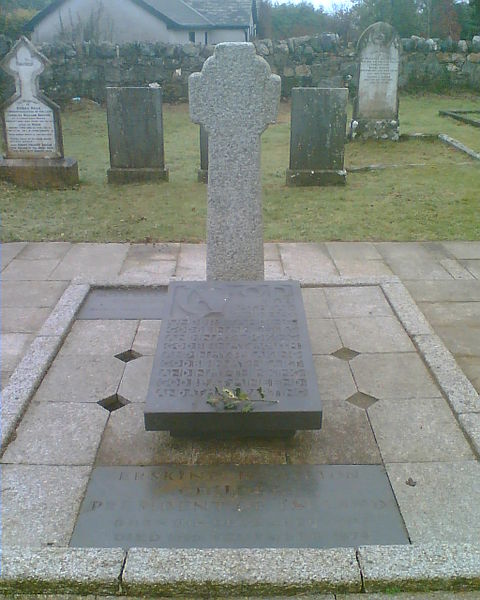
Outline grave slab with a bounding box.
[145,281,322,437]
[70,464,408,549]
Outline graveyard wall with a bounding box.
[1,34,480,106]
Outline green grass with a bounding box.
[1,92,480,242]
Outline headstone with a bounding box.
[145,281,322,437]
[197,124,208,183]
[106,86,168,183]
[286,87,347,186]
[350,22,401,141]
[0,36,78,188]
[189,42,281,281]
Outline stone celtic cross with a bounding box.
[1,36,63,159]
[189,43,280,281]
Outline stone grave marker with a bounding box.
[0,36,78,188]
[197,124,208,183]
[106,86,169,183]
[287,87,348,186]
[350,22,401,141]
[189,42,280,281]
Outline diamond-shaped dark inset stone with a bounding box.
[346,391,378,410]
[331,347,360,361]
[115,349,142,363]
[97,394,130,412]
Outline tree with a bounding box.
[256,0,273,38]
[351,0,422,37]
[270,2,332,39]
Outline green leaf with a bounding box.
[224,401,238,410]
[223,388,236,398]
[241,403,254,413]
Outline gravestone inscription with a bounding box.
[106,86,169,183]
[189,42,281,281]
[145,281,321,437]
[350,22,400,141]
[70,465,409,548]
[287,87,348,186]
[0,36,78,187]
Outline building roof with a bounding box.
[25,0,254,32]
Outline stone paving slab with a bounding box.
[335,316,414,353]
[122,548,362,595]
[324,286,393,318]
[405,280,480,303]
[16,241,72,260]
[1,307,51,333]
[1,465,91,546]
[131,320,162,356]
[386,461,480,543]
[375,243,452,280]
[118,356,154,403]
[59,320,138,357]
[175,243,206,280]
[279,243,338,281]
[2,258,61,281]
[49,244,129,282]
[442,241,480,259]
[2,280,68,308]
[1,241,27,270]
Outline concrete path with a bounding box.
[2,241,480,393]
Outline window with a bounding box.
[189,31,195,42]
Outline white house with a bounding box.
[26,0,257,45]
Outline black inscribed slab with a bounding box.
[70,465,410,549]
[77,288,167,320]
[144,281,321,437]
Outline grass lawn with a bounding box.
[1,92,480,242]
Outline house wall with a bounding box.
[208,29,247,44]
[32,0,184,44]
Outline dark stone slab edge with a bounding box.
[0,157,79,188]
[2,544,480,594]
[107,168,169,183]
[286,169,346,186]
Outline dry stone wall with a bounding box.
[1,33,480,106]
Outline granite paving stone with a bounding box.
[1,464,91,546]
[191,437,287,465]
[335,316,414,353]
[463,260,480,279]
[358,543,480,593]
[456,356,480,392]
[324,286,393,318]
[368,397,474,463]
[404,280,480,302]
[330,259,393,278]
[1,370,12,389]
[2,401,108,465]
[131,320,162,356]
[326,241,383,261]
[59,320,138,357]
[313,355,357,401]
[264,242,280,260]
[307,319,342,355]
[49,243,129,281]
[122,547,361,595]
[2,333,34,372]
[17,241,72,260]
[0,547,125,594]
[1,307,51,333]
[175,243,206,280]
[458,413,480,456]
[386,461,480,543]
[439,258,475,280]
[1,259,60,281]
[122,243,180,266]
[380,282,433,335]
[442,241,480,259]
[432,325,480,356]
[286,401,381,464]
[2,280,67,307]
[264,260,285,280]
[95,403,193,465]
[38,283,90,338]
[375,242,452,280]
[1,241,27,270]
[118,355,154,403]
[278,243,338,281]
[419,301,480,325]
[34,354,125,403]
[301,288,331,318]
[350,353,440,400]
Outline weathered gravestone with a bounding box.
[189,42,280,281]
[287,87,348,186]
[144,44,322,438]
[197,124,208,183]
[350,22,401,141]
[0,36,78,188]
[106,86,168,183]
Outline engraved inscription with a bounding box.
[360,55,397,85]
[152,283,308,403]
[70,465,410,548]
[5,100,56,154]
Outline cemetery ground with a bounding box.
[1,92,480,243]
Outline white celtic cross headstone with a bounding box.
[1,36,63,159]
[189,42,280,281]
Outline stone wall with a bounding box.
[1,33,480,105]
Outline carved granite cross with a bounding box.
[189,43,280,281]
[2,36,46,102]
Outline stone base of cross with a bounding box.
[189,43,281,281]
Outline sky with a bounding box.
[273,0,353,13]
